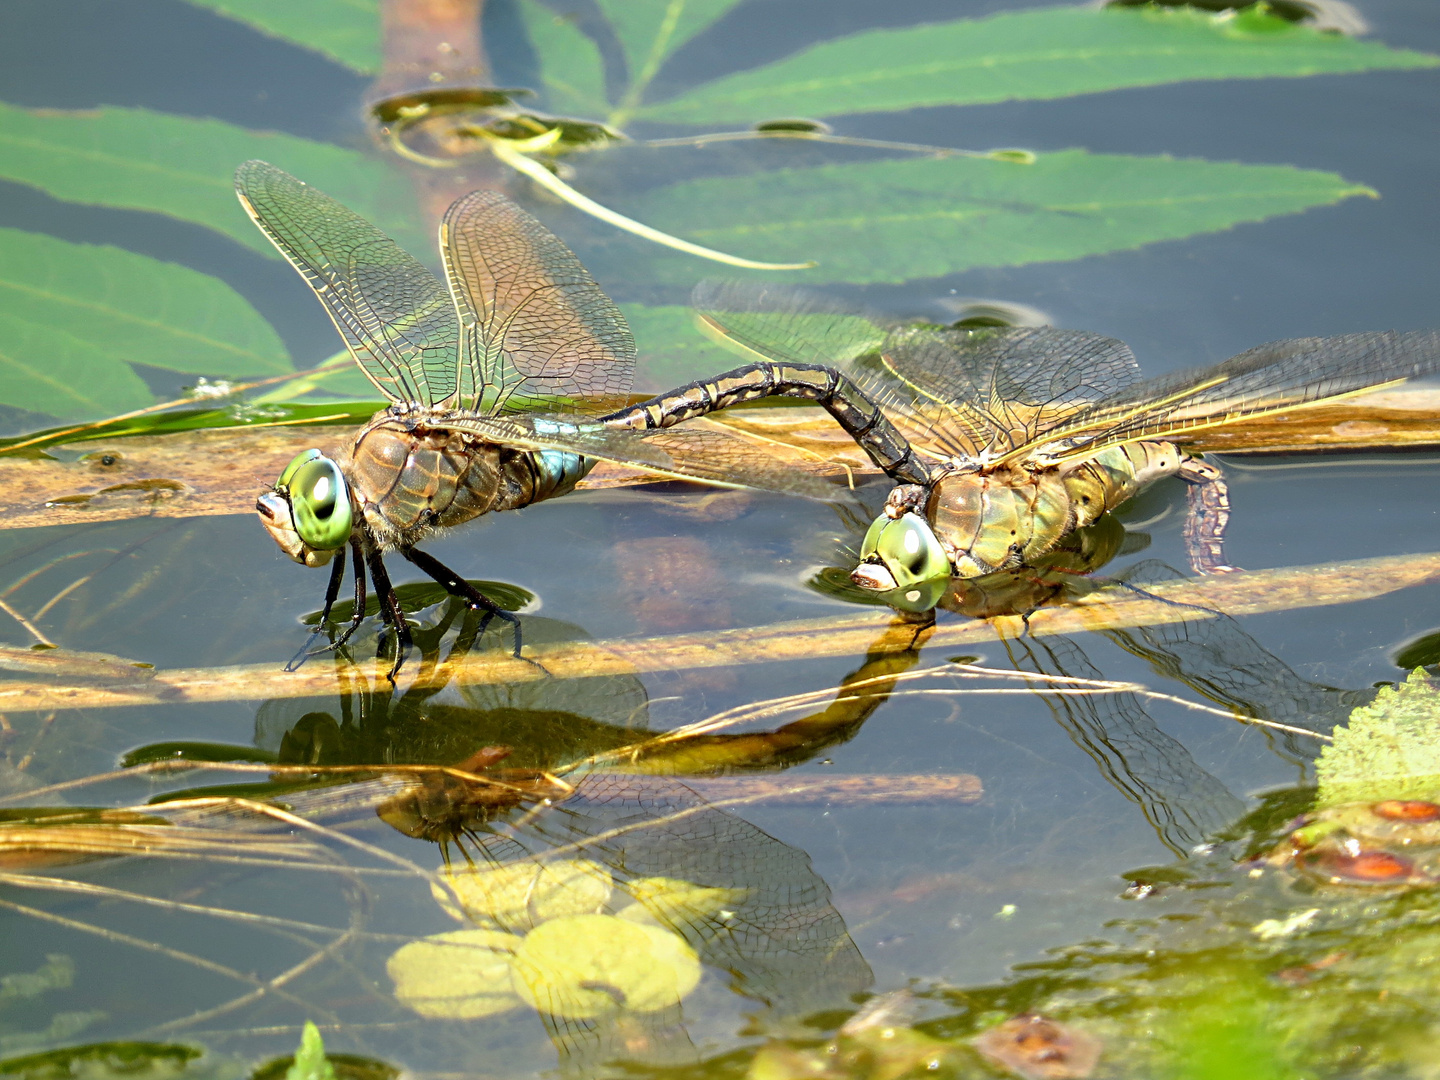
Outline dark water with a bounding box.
[1,1,1439,1077]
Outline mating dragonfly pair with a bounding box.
[239,161,1440,676]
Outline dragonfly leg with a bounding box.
[398,547,531,665]
[285,539,369,671]
[602,361,938,487]
[332,538,369,651]
[364,539,414,682]
[284,549,345,671]
[1178,457,1241,575]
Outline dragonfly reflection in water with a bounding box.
[607,282,1440,611]
[235,163,892,677]
[70,581,1371,1074]
[227,604,920,1073]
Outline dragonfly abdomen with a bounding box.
[1059,441,1184,527]
[514,448,597,506]
[604,360,935,486]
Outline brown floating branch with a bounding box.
[1,549,1436,713]
[609,773,983,807]
[0,418,847,531]
[7,386,1440,532]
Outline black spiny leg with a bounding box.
[364,538,414,683]
[285,538,369,672]
[331,538,369,653]
[285,548,346,672]
[399,547,527,663]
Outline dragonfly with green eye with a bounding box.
[606,282,1440,612]
[236,163,901,677]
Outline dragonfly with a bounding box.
[607,281,1440,609]
[235,162,899,677]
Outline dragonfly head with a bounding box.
[852,511,951,609]
[257,449,353,567]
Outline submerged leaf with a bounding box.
[516,0,610,118]
[627,151,1374,284]
[0,105,423,258]
[178,0,380,73]
[621,303,753,390]
[1316,670,1440,806]
[387,929,524,1019]
[432,858,613,931]
[601,0,742,117]
[510,913,702,1019]
[637,4,1438,125]
[0,229,291,420]
[0,1043,205,1080]
[974,1014,1103,1080]
[617,876,750,932]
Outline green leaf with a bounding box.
[601,0,743,119]
[1316,670,1440,806]
[178,0,380,73]
[516,0,610,117]
[637,4,1439,125]
[285,1023,336,1080]
[0,104,425,259]
[433,858,612,931]
[0,229,291,420]
[0,401,381,456]
[621,303,745,390]
[387,930,524,1020]
[510,913,701,1019]
[623,150,1375,285]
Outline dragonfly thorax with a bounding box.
[347,413,516,549]
[926,440,1186,579]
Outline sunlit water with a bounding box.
[0,1,1439,1077]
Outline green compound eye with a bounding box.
[281,452,352,551]
[277,448,324,490]
[862,512,950,587]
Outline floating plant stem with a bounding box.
[489,136,817,270]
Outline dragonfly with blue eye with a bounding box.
[237,163,915,678]
[605,282,1440,613]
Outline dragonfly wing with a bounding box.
[234,160,459,406]
[693,281,1141,458]
[440,191,635,416]
[1006,631,1245,856]
[436,414,855,502]
[641,423,861,502]
[872,324,1142,458]
[1033,329,1440,463]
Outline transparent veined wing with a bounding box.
[869,324,1142,459]
[693,281,1141,459]
[1107,562,1369,768]
[440,191,636,417]
[1006,329,1440,466]
[234,160,459,406]
[1004,630,1244,857]
[433,414,857,502]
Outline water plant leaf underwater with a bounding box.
[1,2,1431,424]
[0,228,291,419]
[633,4,1438,125]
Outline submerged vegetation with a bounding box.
[0,0,1439,1077]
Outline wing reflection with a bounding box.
[217,601,925,1073]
